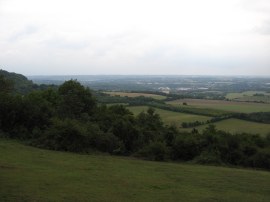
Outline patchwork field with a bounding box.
[180,118,270,136]
[127,106,270,135]
[167,99,270,113]
[104,91,166,100]
[1,139,270,202]
[127,106,210,125]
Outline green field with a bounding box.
[226,91,270,99]
[128,106,210,125]
[226,91,270,103]
[1,139,270,202]
[104,91,166,100]
[167,99,270,113]
[187,118,270,136]
[127,106,270,135]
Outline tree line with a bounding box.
[0,76,270,170]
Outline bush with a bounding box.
[251,148,270,169]
[171,134,201,161]
[33,119,90,152]
[193,151,223,165]
[88,123,121,154]
[136,141,167,161]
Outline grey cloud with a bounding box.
[44,37,89,50]
[8,25,39,42]
[253,21,270,35]
[241,0,270,13]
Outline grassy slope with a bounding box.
[127,106,210,125]
[167,99,270,113]
[1,139,270,202]
[194,118,270,136]
[104,91,166,100]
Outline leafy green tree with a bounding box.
[58,80,96,119]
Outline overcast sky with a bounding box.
[0,0,270,75]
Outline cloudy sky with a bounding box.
[0,0,270,75]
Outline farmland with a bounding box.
[127,106,211,125]
[191,118,270,136]
[1,139,270,202]
[226,91,270,99]
[226,91,270,103]
[167,99,270,113]
[127,106,270,135]
[104,91,166,100]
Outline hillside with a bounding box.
[0,69,37,94]
[0,139,270,202]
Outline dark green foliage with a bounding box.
[251,148,270,169]
[171,133,201,161]
[0,69,37,94]
[33,118,90,152]
[193,151,223,165]
[137,141,167,161]
[233,112,270,124]
[58,80,96,119]
[0,75,14,94]
[1,75,270,170]
[95,91,165,105]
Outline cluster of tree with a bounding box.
[181,116,232,128]
[233,112,270,124]
[144,102,231,117]
[95,91,164,105]
[129,90,168,97]
[182,121,205,128]
[164,92,226,101]
[0,75,270,170]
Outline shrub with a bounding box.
[171,134,201,161]
[136,141,167,161]
[251,148,270,169]
[193,151,223,165]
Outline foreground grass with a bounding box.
[1,139,270,202]
[128,106,210,125]
[104,91,167,100]
[167,99,270,113]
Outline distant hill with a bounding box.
[0,69,38,94]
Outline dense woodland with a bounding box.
[0,71,270,170]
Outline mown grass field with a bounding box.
[193,118,270,136]
[1,139,270,202]
[167,99,270,113]
[127,106,210,125]
[104,91,166,100]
